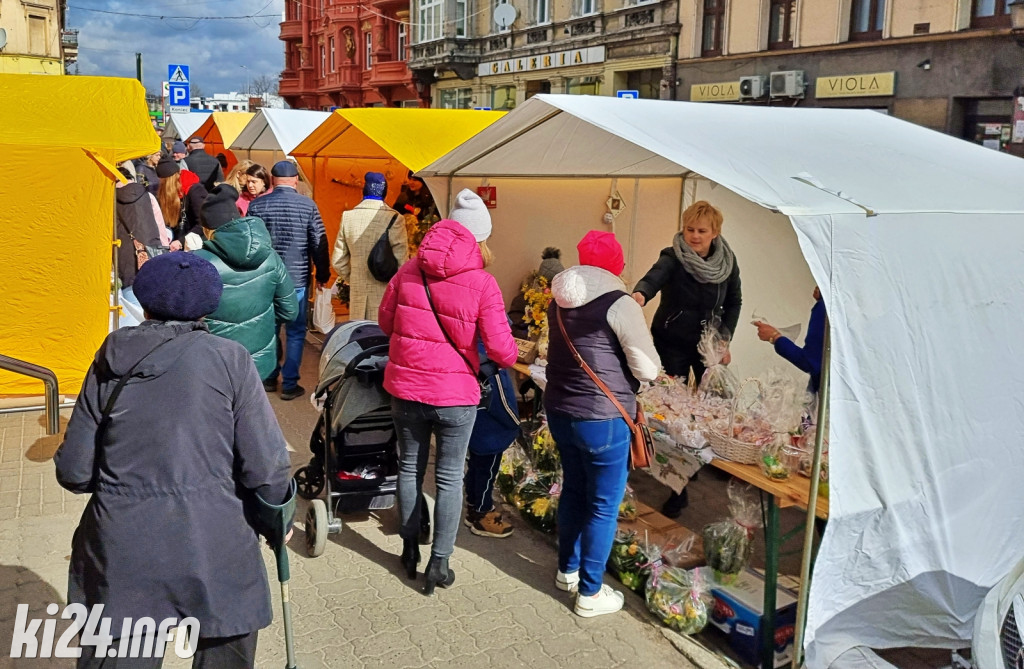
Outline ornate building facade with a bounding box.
[279,0,429,109]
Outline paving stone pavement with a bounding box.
[0,339,706,669]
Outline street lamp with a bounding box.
[1010,0,1024,45]
[240,64,250,96]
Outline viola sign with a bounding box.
[816,72,896,99]
[690,81,740,102]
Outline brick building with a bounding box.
[279,0,428,109]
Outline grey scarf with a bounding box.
[672,234,736,284]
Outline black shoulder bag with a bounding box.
[367,213,401,283]
[420,269,492,408]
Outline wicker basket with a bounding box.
[704,378,765,465]
[515,338,538,364]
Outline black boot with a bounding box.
[422,555,455,595]
[400,538,420,580]
[661,488,689,519]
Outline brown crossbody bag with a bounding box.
[555,307,654,470]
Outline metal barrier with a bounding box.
[0,354,61,435]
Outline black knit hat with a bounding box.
[156,153,179,178]
[133,252,223,321]
[201,184,241,229]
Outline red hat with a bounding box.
[577,230,624,275]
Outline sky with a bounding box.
[67,0,286,97]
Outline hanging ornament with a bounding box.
[605,191,626,222]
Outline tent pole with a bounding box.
[447,175,454,212]
[678,174,687,232]
[792,315,830,669]
[626,177,640,279]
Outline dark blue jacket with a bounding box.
[469,345,520,455]
[247,186,330,289]
[774,298,826,393]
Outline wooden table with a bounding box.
[511,362,533,376]
[709,458,828,669]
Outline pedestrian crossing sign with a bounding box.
[168,64,189,84]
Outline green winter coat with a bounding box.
[194,217,299,380]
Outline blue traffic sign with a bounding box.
[169,85,189,106]
[168,64,189,84]
[167,64,190,112]
[616,90,640,99]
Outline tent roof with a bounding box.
[195,111,255,148]
[420,94,1024,216]
[291,108,505,172]
[0,74,159,160]
[162,112,209,141]
[229,109,331,155]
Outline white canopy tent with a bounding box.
[420,94,1024,667]
[161,112,209,141]
[228,108,330,168]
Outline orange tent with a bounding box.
[192,111,254,176]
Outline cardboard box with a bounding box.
[709,568,797,669]
[614,519,705,570]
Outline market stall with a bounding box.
[191,111,254,173]
[228,108,330,174]
[420,94,1024,668]
[289,108,504,260]
[0,74,159,395]
[161,111,209,142]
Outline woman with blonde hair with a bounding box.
[378,189,517,595]
[223,159,257,214]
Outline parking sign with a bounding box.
[168,64,190,113]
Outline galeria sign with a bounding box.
[816,72,896,98]
[478,47,606,77]
[690,81,740,102]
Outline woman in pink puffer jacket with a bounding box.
[379,190,517,595]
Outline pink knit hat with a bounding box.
[577,230,624,275]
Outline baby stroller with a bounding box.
[293,320,429,557]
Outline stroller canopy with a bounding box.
[317,321,389,396]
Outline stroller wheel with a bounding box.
[294,465,325,500]
[305,499,329,557]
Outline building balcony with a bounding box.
[368,60,412,87]
[62,29,79,62]
[408,38,482,77]
[280,20,303,41]
[279,75,302,96]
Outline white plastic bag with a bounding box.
[313,286,336,335]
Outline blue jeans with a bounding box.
[268,287,306,388]
[548,411,630,597]
[393,398,476,560]
[465,451,502,514]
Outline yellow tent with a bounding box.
[192,111,254,176]
[0,74,159,395]
[290,108,504,264]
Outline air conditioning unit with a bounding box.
[739,75,767,100]
[770,70,806,98]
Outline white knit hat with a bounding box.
[448,189,492,242]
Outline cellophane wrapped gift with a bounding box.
[607,529,659,593]
[497,441,530,503]
[701,479,762,584]
[662,529,703,569]
[514,471,560,533]
[619,486,639,520]
[697,326,740,399]
[645,565,710,635]
[529,422,560,473]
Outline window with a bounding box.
[565,76,600,95]
[417,0,443,42]
[320,45,326,76]
[626,68,660,99]
[701,0,724,56]
[456,0,468,36]
[971,0,1010,27]
[525,80,551,99]
[28,15,46,55]
[365,32,373,69]
[768,0,795,48]
[850,0,884,39]
[440,88,473,108]
[575,0,598,16]
[398,23,408,60]
[329,37,336,71]
[492,85,517,110]
[534,0,551,24]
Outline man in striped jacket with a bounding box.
[248,160,331,401]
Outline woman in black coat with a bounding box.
[631,200,741,517]
[54,253,291,669]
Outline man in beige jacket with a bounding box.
[332,172,408,321]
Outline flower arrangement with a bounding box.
[521,273,553,340]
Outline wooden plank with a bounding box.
[710,459,829,519]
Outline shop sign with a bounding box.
[690,81,740,102]
[816,72,895,99]
[477,186,497,209]
[478,46,605,77]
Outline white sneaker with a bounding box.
[555,570,580,593]
[574,584,625,618]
